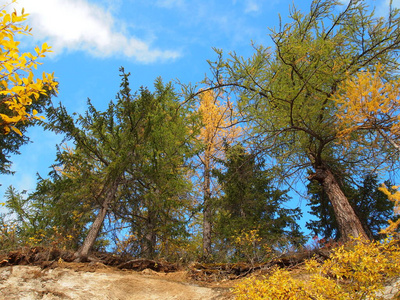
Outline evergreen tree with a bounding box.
[43,68,199,260]
[214,144,305,261]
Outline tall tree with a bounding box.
[205,0,400,242]
[45,68,198,260]
[197,89,240,258]
[115,78,199,259]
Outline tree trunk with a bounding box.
[202,154,212,259]
[143,209,157,259]
[309,167,370,242]
[74,179,120,261]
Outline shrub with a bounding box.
[233,237,400,299]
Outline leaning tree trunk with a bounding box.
[309,167,370,242]
[74,179,120,261]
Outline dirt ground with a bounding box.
[0,263,234,300]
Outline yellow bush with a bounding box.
[233,238,400,299]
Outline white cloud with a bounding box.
[10,0,180,63]
[244,0,260,13]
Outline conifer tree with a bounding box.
[45,68,198,260]
[205,0,400,242]
[214,144,304,260]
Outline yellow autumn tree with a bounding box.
[0,1,57,135]
[197,88,241,257]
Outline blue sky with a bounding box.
[0,0,396,234]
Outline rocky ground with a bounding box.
[0,264,233,300]
[0,248,234,300]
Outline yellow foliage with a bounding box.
[233,237,400,299]
[198,89,241,159]
[232,229,275,264]
[234,267,344,300]
[379,184,400,235]
[0,1,58,135]
[333,64,400,147]
[0,221,17,250]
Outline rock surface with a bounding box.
[0,265,231,300]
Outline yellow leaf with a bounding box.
[0,113,21,123]
[10,125,22,136]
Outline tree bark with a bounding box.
[143,209,157,259]
[309,167,370,242]
[74,178,120,261]
[202,154,212,259]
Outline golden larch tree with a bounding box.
[197,88,241,257]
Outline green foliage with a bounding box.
[38,68,200,258]
[210,0,400,178]
[213,144,305,262]
[1,178,93,250]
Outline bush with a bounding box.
[233,237,400,299]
